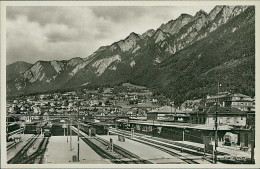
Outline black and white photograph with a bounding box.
[1,0,258,167]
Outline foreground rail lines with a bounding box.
[70,126,151,164]
[109,128,216,164]
[23,137,49,164]
[8,135,49,164]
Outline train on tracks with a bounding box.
[79,123,96,136]
[43,129,52,137]
[8,123,20,133]
[79,121,116,136]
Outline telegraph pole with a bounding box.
[77,110,80,161]
[6,117,9,142]
[251,126,255,164]
[214,110,218,164]
[67,123,68,143]
[183,128,185,142]
[70,114,72,151]
[63,123,65,136]
[152,116,155,137]
[217,81,220,94]
[214,81,220,164]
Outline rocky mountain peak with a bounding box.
[219,6,236,21]
[195,9,208,18]
[8,61,31,67]
[7,61,33,81]
[153,29,169,43]
[117,32,141,52]
[195,5,249,41]
[179,13,193,19]
[95,46,108,53]
[67,57,84,69]
[50,60,66,73]
[232,6,249,17]
[159,14,193,35]
[127,32,141,41]
[141,29,155,39]
[208,5,224,22]
[208,5,246,29]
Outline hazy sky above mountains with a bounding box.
[6,6,215,65]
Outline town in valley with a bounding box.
[6,82,255,164]
[5,5,255,165]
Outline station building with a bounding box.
[206,92,254,111]
[147,106,190,123]
[189,106,247,126]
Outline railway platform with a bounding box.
[44,136,111,164]
[98,135,186,164]
[111,128,251,159]
[176,141,251,158]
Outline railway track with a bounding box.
[7,142,19,151]
[109,129,212,164]
[94,137,151,164]
[22,137,49,164]
[8,134,39,164]
[8,135,49,164]
[71,126,151,164]
[113,129,225,156]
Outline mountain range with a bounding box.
[7,5,255,104]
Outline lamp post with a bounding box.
[67,123,68,143]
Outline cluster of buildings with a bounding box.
[128,92,255,151]
[6,85,255,151]
[6,85,162,122]
[147,92,255,127]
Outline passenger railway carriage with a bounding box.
[7,123,20,133]
[79,123,96,136]
[80,121,116,135]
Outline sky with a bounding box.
[6,5,215,65]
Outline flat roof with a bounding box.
[128,120,232,131]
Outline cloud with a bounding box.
[45,24,78,43]
[6,6,215,65]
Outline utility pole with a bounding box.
[152,116,155,137]
[214,81,220,163]
[183,128,185,142]
[63,122,65,136]
[67,123,68,143]
[214,111,218,164]
[146,42,150,88]
[127,116,130,130]
[70,114,72,151]
[217,81,220,94]
[251,126,255,164]
[6,117,9,142]
[77,110,80,162]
